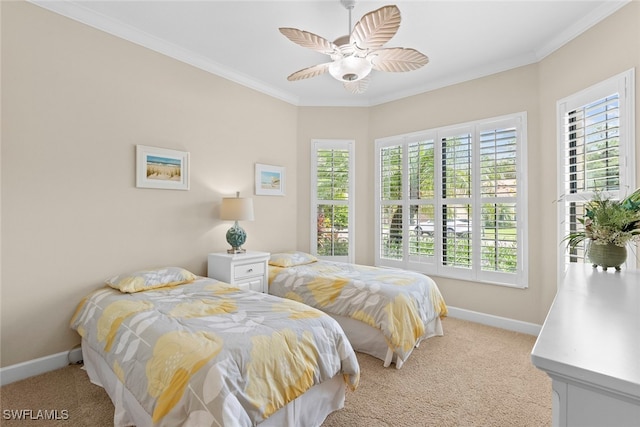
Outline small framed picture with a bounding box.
[255,163,285,196]
[136,145,190,190]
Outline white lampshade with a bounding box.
[220,195,254,221]
[329,56,373,82]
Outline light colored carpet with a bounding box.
[0,317,551,426]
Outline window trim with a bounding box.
[310,139,355,263]
[375,112,528,288]
[556,68,636,274]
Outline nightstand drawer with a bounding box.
[236,278,264,293]
[234,262,265,280]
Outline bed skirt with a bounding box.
[81,340,346,427]
[330,314,443,369]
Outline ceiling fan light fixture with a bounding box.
[280,3,428,93]
[328,56,372,82]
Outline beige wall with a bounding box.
[1,2,298,367]
[2,1,639,368]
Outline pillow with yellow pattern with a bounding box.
[106,267,196,293]
[269,251,318,268]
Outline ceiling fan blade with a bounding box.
[287,62,331,81]
[350,5,401,51]
[279,27,339,55]
[370,48,429,72]
[343,77,370,94]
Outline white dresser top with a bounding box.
[531,264,640,400]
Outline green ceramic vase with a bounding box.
[588,241,627,271]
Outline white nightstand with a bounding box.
[207,251,270,293]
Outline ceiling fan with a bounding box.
[279,1,429,94]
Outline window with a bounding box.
[375,113,527,288]
[557,69,636,268]
[311,139,354,263]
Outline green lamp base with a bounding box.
[226,221,247,254]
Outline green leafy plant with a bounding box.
[564,188,640,249]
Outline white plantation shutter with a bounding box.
[375,113,527,288]
[311,140,354,262]
[558,69,635,268]
[442,132,472,199]
[408,139,436,263]
[564,96,621,193]
[480,128,518,198]
[562,96,620,264]
[379,144,403,261]
[441,131,473,271]
[479,126,518,275]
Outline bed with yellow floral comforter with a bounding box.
[70,277,360,427]
[268,254,448,368]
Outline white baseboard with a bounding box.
[0,309,541,386]
[0,347,83,387]
[447,306,542,336]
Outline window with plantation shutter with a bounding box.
[311,139,354,262]
[557,69,636,269]
[408,139,436,263]
[479,126,518,274]
[379,145,403,260]
[375,113,528,288]
[441,131,473,270]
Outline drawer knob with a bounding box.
[247,268,253,273]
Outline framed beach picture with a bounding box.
[136,145,190,190]
[255,163,285,196]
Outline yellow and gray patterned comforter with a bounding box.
[268,261,448,361]
[70,277,360,426]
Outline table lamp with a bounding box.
[220,192,254,254]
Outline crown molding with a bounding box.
[28,0,631,108]
[534,0,631,60]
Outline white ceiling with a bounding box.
[31,0,630,107]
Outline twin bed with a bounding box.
[268,252,448,369]
[71,256,447,426]
[71,268,359,427]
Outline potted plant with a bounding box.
[563,188,640,270]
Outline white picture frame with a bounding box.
[136,145,190,190]
[255,163,285,196]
